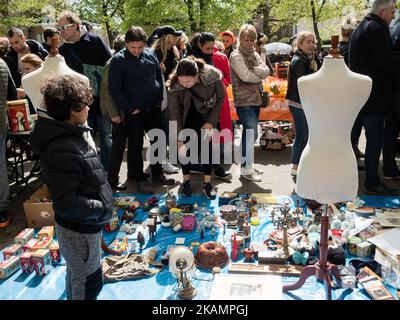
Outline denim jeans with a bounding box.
[0,134,9,211]
[236,106,260,172]
[289,106,309,165]
[87,114,112,172]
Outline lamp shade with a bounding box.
[169,246,195,275]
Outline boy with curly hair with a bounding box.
[30,74,113,300]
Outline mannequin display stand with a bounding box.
[283,204,341,300]
[283,36,372,300]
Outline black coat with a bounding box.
[390,18,400,115]
[3,39,48,87]
[339,41,350,66]
[59,33,112,117]
[349,13,395,116]
[286,50,315,105]
[153,47,178,82]
[109,47,163,113]
[30,116,113,234]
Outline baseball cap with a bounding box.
[156,25,183,37]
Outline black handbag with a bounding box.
[260,90,270,108]
[256,85,270,108]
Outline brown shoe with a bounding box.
[0,210,10,228]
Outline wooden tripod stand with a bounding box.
[283,204,342,300]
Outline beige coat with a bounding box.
[168,64,225,135]
[229,50,270,107]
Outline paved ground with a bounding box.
[1,129,400,250]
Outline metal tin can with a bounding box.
[49,242,61,264]
[347,236,361,256]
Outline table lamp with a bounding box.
[169,246,197,300]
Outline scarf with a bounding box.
[295,49,317,72]
[238,45,259,69]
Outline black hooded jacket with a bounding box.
[30,116,113,233]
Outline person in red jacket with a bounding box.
[189,32,233,179]
[212,46,233,145]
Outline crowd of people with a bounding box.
[0,0,399,300]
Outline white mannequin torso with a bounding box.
[295,57,372,203]
[21,55,95,151]
[21,55,89,111]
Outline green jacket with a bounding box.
[100,59,122,120]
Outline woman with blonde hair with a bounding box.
[177,32,189,59]
[21,53,44,114]
[230,24,270,182]
[152,26,183,174]
[285,31,317,177]
[21,53,44,75]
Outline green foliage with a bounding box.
[123,0,263,36]
[270,0,365,46]
[0,0,69,34]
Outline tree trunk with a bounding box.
[199,0,206,32]
[185,0,198,33]
[310,0,321,49]
[102,3,114,47]
[262,4,271,38]
[105,19,114,48]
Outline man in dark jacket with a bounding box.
[349,0,398,196]
[109,26,175,193]
[58,11,113,172]
[31,74,112,300]
[4,27,48,88]
[383,17,400,182]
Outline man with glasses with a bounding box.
[58,11,113,173]
[349,0,398,196]
[4,27,48,88]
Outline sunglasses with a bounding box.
[57,23,75,31]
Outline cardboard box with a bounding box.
[7,99,31,132]
[14,228,34,245]
[31,249,52,276]
[32,237,52,251]
[23,184,55,228]
[23,238,38,252]
[37,226,54,241]
[3,244,23,260]
[49,241,61,264]
[20,252,33,273]
[0,256,21,279]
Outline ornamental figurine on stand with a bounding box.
[271,200,299,259]
[283,35,372,300]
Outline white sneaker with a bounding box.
[162,162,179,174]
[253,167,264,175]
[241,170,262,182]
[291,168,297,176]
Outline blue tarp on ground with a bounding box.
[0,194,399,300]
